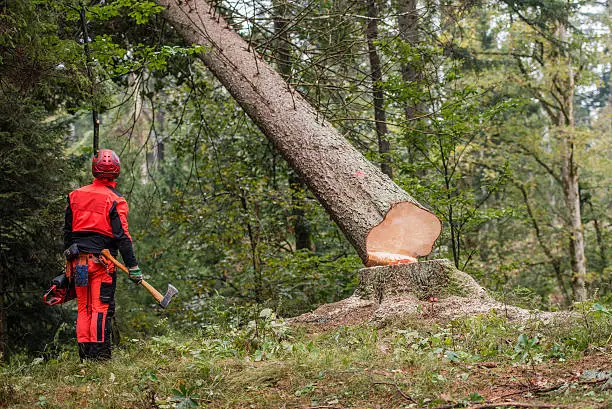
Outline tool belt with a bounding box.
[64,243,79,260]
[44,245,112,306]
[64,244,110,282]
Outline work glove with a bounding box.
[128,266,143,284]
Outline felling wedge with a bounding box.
[101,249,178,308]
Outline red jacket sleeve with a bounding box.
[109,198,138,267]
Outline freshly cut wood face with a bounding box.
[366,252,417,266]
[365,202,441,267]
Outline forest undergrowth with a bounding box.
[1,303,610,409]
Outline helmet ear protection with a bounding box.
[92,149,120,179]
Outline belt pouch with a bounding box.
[75,255,89,287]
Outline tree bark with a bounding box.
[240,189,263,302]
[156,102,165,166]
[354,259,490,302]
[366,0,392,178]
[560,126,587,301]
[157,0,441,265]
[289,172,313,251]
[518,19,588,302]
[609,0,612,108]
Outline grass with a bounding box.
[1,305,610,409]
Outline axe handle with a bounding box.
[101,249,164,304]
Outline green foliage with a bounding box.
[0,92,75,358]
[513,333,540,363]
[90,34,206,76]
[0,1,89,110]
[88,0,165,25]
[384,37,515,269]
[99,61,364,335]
[170,383,199,408]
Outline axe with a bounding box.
[101,249,178,308]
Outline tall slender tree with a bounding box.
[272,0,313,251]
[398,0,420,121]
[365,0,393,178]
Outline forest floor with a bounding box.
[1,306,610,409]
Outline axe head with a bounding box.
[159,284,178,308]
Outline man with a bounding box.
[64,149,142,360]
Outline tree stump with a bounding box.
[290,260,569,329]
[354,259,490,303]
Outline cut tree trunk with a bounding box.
[158,0,441,265]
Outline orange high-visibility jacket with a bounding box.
[64,178,137,267]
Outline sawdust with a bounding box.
[289,259,575,330]
[288,296,377,332]
[289,294,571,331]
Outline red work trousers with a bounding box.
[74,254,116,360]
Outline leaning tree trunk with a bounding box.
[158,0,441,265]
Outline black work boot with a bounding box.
[88,341,111,361]
[78,342,92,361]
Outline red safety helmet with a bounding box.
[92,149,120,179]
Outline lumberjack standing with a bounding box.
[63,149,142,360]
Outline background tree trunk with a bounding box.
[79,6,99,152]
[0,263,5,360]
[557,22,587,301]
[398,0,420,121]
[609,0,612,108]
[561,122,587,301]
[273,0,313,251]
[366,0,392,178]
[515,19,589,302]
[158,0,441,265]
